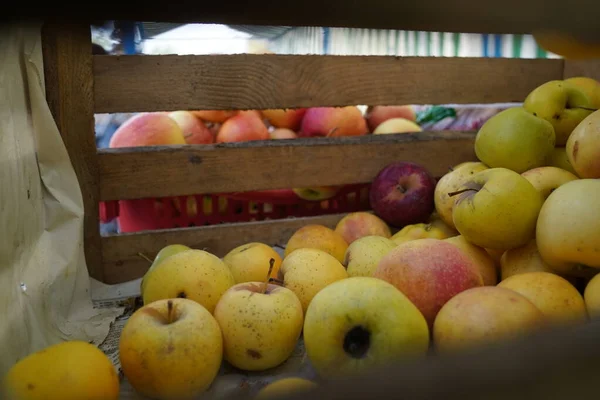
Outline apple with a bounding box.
[140,244,191,293]
[119,298,223,399]
[292,186,340,201]
[261,108,307,130]
[546,146,578,176]
[523,80,595,145]
[280,248,348,313]
[474,107,556,173]
[334,211,392,244]
[533,30,600,60]
[168,110,214,144]
[486,248,504,268]
[303,277,430,379]
[255,378,317,400]
[428,212,460,237]
[391,222,457,246]
[372,118,422,135]
[434,161,489,230]
[566,109,600,178]
[109,112,187,148]
[141,249,236,314]
[536,179,600,278]
[213,272,304,371]
[373,238,483,328]
[298,106,368,137]
[343,235,397,277]
[369,161,437,228]
[521,166,579,201]
[584,273,600,318]
[432,286,546,353]
[191,110,237,123]
[270,128,298,139]
[365,105,416,131]
[284,224,349,264]
[223,242,283,284]
[216,110,270,143]
[451,168,544,251]
[444,235,498,286]
[2,341,119,400]
[565,76,600,109]
[498,271,588,326]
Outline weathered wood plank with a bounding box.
[93,54,564,113]
[101,214,347,284]
[563,59,600,81]
[98,132,477,201]
[41,23,104,282]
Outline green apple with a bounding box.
[474,107,555,174]
[546,146,578,176]
[451,168,544,251]
[536,179,600,278]
[521,166,578,201]
[140,244,191,293]
[523,80,596,146]
[343,235,397,277]
[566,109,600,178]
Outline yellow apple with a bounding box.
[485,248,504,269]
[343,235,397,277]
[583,273,600,318]
[292,186,340,201]
[428,211,460,237]
[451,168,544,250]
[546,146,579,176]
[565,76,600,109]
[566,109,600,178]
[521,166,579,201]
[303,277,429,379]
[533,30,600,60]
[213,281,304,371]
[255,378,317,400]
[434,162,489,229]
[372,117,422,134]
[497,271,588,326]
[334,211,392,244]
[119,298,223,400]
[474,107,555,173]
[284,224,348,263]
[140,244,191,293]
[391,222,456,245]
[523,80,595,145]
[223,242,282,284]
[280,248,348,313]
[536,179,600,278]
[2,341,119,400]
[142,249,235,314]
[444,235,498,286]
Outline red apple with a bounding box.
[216,111,270,143]
[109,112,186,148]
[299,106,369,138]
[168,110,214,144]
[191,110,238,123]
[373,238,484,328]
[369,162,436,228]
[365,105,417,131]
[270,128,298,139]
[261,108,307,130]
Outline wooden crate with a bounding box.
[40,23,600,286]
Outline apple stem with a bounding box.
[447,188,478,197]
[138,252,154,264]
[262,258,275,294]
[167,300,174,324]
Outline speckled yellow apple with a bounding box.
[433,286,546,353]
[451,168,544,251]
[142,249,235,314]
[521,166,579,201]
[280,248,348,313]
[391,222,457,246]
[284,224,348,263]
[303,277,429,378]
[334,211,391,244]
[223,242,282,284]
[500,239,575,283]
[566,109,600,179]
[2,341,119,400]
[119,298,223,400]
[583,273,600,318]
[546,146,578,176]
[444,235,498,286]
[343,235,396,277]
[213,280,303,371]
[565,76,600,109]
[255,378,317,400]
[141,244,191,293]
[434,161,489,229]
[428,212,460,237]
[536,179,600,278]
[497,272,588,325]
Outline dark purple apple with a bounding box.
[369,162,436,228]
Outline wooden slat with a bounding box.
[563,59,600,81]
[98,132,477,202]
[41,23,105,282]
[101,214,347,284]
[93,54,564,113]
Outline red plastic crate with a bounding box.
[100,184,372,233]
